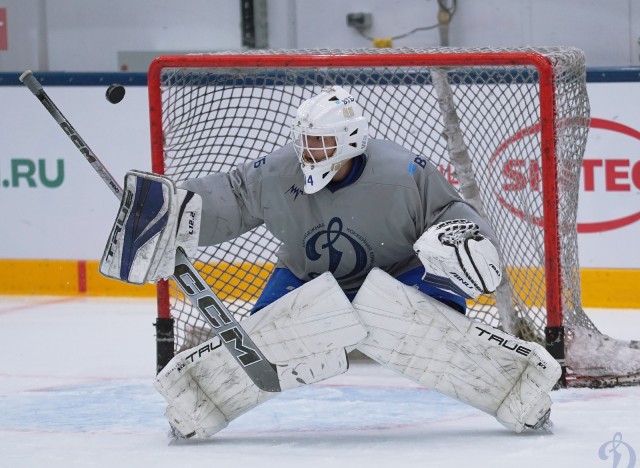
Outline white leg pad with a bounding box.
[352,268,560,432]
[155,272,367,438]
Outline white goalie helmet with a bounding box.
[291,86,369,194]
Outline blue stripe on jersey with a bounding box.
[420,270,473,300]
[251,268,304,314]
[395,268,467,313]
[326,154,366,192]
[251,266,466,315]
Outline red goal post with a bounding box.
[147,47,640,388]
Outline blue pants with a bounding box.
[251,267,466,315]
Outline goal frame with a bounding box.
[147,51,564,375]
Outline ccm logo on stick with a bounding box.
[173,263,262,367]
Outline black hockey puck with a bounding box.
[105,84,125,104]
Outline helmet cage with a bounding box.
[291,121,368,193]
[290,86,369,193]
[291,125,361,165]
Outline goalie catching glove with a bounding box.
[100,170,202,284]
[414,219,502,299]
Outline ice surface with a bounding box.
[1,296,639,468]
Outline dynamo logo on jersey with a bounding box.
[304,217,373,280]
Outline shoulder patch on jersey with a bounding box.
[252,156,267,169]
[409,155,429,174]
[412,155,428,169]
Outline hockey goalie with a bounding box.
[99,86,561,439]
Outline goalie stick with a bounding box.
[19,70,281,393]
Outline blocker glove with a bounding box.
[414,219,502,299]
[99,170,202,284]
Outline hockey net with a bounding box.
[148,47,640,387]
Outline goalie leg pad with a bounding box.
[155,272,367,438]
[352,268,560,432]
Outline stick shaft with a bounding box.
[19,70,281,392]
[20,70,123,199]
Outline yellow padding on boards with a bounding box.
[83,261,155,297]
[0,259,80,295]
[0,259,154,297]
[580,269,640,309]
[193,261,273,302]
[0,259,637,308]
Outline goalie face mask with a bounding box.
[291,85,369,194]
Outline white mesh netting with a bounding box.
[149,47,640,387]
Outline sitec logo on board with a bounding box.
[483,118,640,234]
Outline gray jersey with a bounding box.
[181,139,497,294]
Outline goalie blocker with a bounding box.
[99,170,202,284]
[99,171,289,392]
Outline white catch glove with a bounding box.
[99,170,202,284]
[413,219,502,299]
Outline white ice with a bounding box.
[1,296,638,468]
